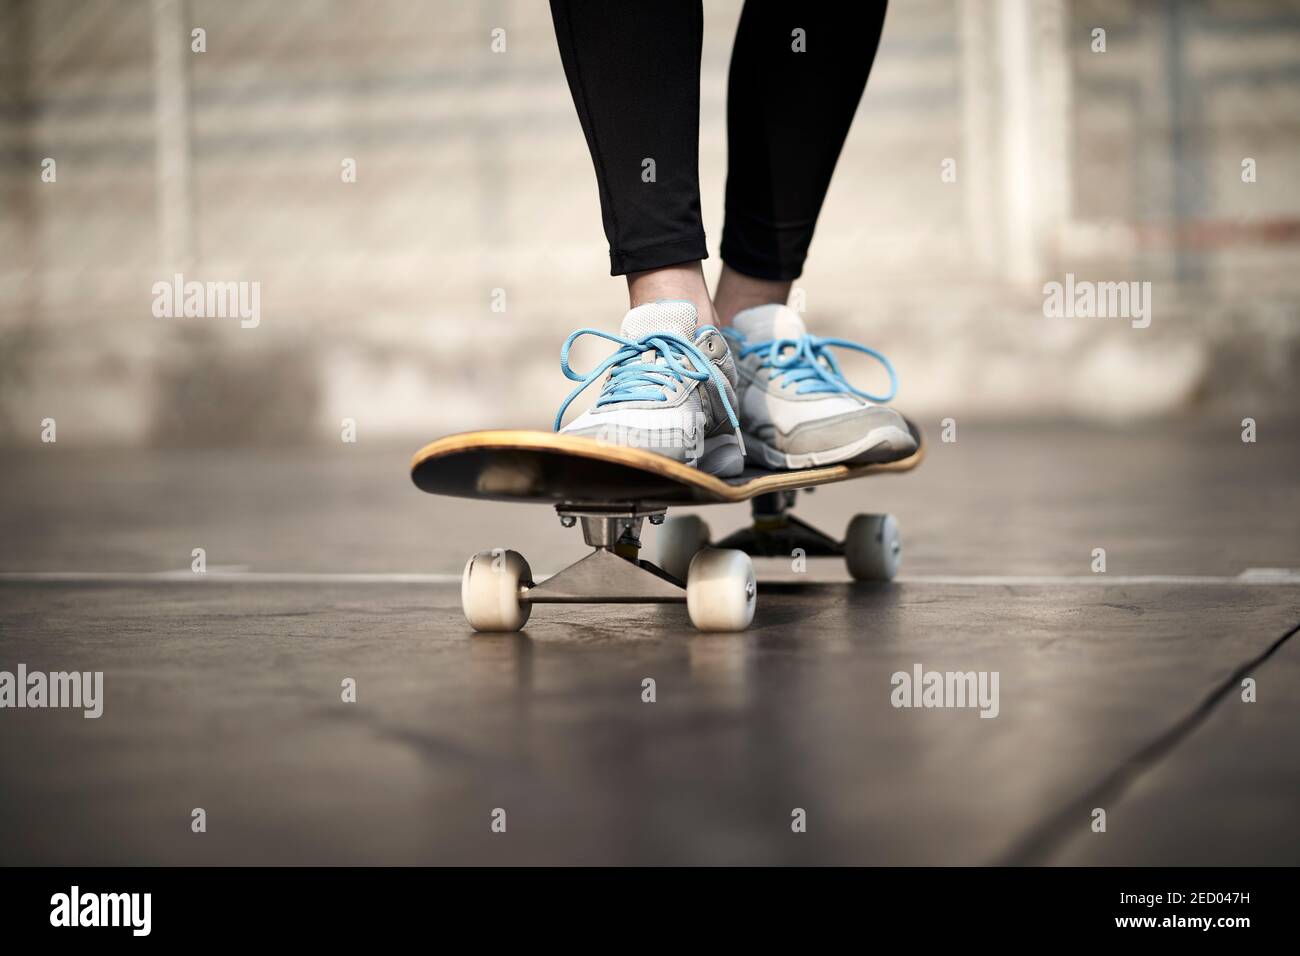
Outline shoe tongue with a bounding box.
[731,304,807,342]
[620,300,698,341]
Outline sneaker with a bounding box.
[554,300,745,477]
[724,304,917,469]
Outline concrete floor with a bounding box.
[0,421,1297,865]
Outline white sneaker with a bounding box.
[555,300,745,477]
[724,304,917,469]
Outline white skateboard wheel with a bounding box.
[461,549,533,632]
[844,513,901,581]
[656,514,711,582]
[686,548,756,632]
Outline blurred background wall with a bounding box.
[1,0,1298,446]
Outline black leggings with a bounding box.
[549,0,888,280]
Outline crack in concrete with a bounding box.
[994,618,1300,865]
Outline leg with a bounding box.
[717,0,889,319]
[711,2,914,470]
[549,0,717,325]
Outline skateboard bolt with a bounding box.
[559,515,576,528]
[649,513,665,525]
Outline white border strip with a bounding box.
[0,571,1296,586]
[0,571,462,584]
[898,572,1300,586]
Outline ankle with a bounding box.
[713,265,793,327]
[627,263,718,328]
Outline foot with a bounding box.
[723,304,918,469]
[555,300,745,477]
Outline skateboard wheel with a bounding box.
[844,514,901,581]
[656,514,711,582]
[685,548,756,632]
[461,549,533,632]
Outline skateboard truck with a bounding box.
[528,505,684,602]
[713,491,844,557]
[457,503,758,632]
[557,504,661,555]
[655,490,902,585]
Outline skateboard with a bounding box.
[410,419,924,632]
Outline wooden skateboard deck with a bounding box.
[410,418,924,507]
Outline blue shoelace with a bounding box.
[554,327,743,448]
[727,332,899,402]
